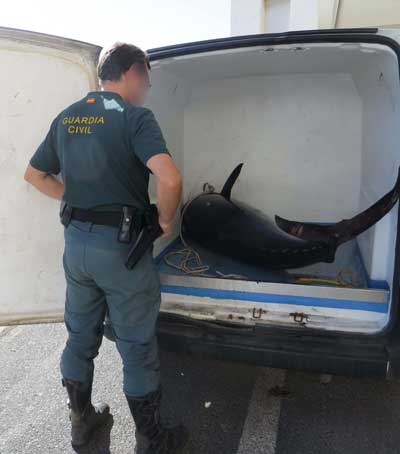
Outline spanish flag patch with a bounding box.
[86,98,95,104]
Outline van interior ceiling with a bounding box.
[145,41,400,335]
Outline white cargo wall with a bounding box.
[0,29,101,324]
[147,42,400,331]
[182,73,362,220]
[147,67,191,256]
[353,46,400,287]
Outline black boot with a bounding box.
[125,386,189,454]
[62,377,111,448]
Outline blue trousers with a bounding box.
[60,218,162,397]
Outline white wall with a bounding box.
[231,0,266,35]
[336,0,400,28]
[265,0,290,33]
[289,0,319,31]
[232,0,319,34]
[231,0,400,35]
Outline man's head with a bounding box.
[97,42,151,105]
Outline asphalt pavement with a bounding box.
[1,323,400,454]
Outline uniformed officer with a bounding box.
[24,42,188,453]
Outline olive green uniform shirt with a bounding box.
[29,90,170,211]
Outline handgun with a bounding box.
[125,204,163,269]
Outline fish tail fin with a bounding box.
[275,166,400,246]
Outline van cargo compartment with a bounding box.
[147,31,400,335]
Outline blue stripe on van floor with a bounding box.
[161,285,389,313]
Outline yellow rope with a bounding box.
[294,269,359,288]
[164,248,210,275]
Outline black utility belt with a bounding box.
[59,202,163,270]
[59,202,143,244]
[71,208,133,227]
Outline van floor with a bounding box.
[155,237,385,290]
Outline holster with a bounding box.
[125,204,163,270]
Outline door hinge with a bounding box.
[290,312,309,325]
[252,307,267,319]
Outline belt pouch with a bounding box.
[118,206,135,243]
[59,201,73,227]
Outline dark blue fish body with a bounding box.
[181,164,400,271]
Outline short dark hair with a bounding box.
[97,42,151,82]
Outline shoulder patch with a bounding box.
[86,98,95,104]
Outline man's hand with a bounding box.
[24,164,64,200]
[158,218,174,239]
[146,153,182,239]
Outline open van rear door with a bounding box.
[0,27,101,325]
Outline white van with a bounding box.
[1,26,400,379]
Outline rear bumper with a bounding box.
[155,313,400,380]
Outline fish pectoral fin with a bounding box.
[275,215,303,236]
[275,215,335,243]
[221,163,244,199]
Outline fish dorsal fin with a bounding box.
[221,163,243,199]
